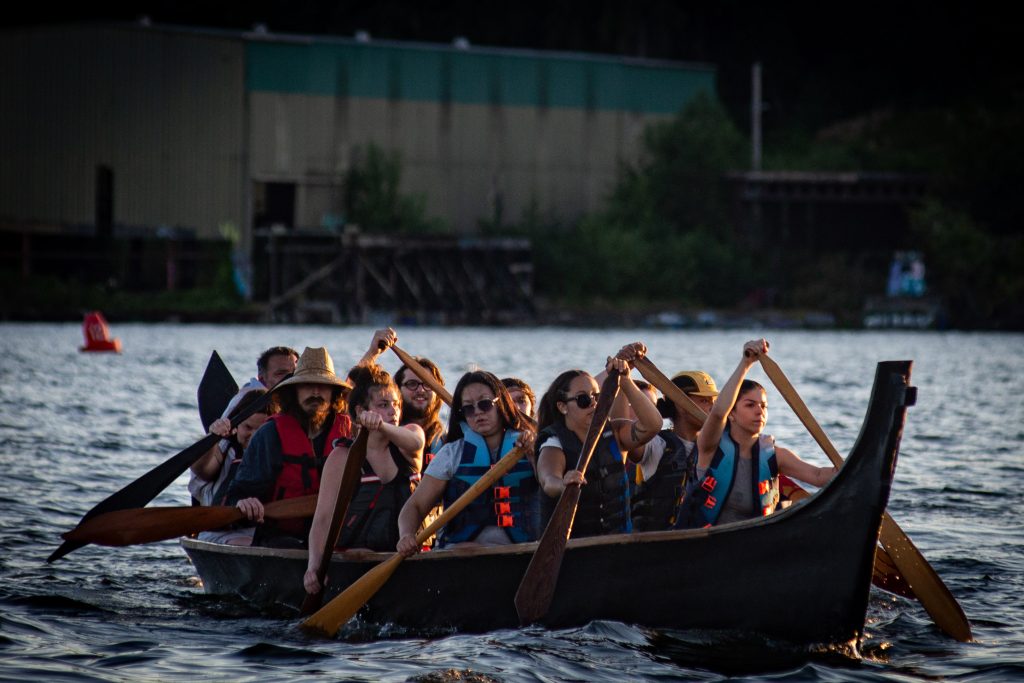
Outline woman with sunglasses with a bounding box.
[676,338,837,528]
[396,370,537,555]
[535,344,663,538]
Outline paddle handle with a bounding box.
[391,345,453,405]
[634,357,706,422]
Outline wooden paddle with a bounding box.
[302,445,529,637]
[636,355,918,600]
[390,345,453,405]
[59,494,317,546]
[514,369,622,625]
[299,427,371,615]
[757,352,972,642]
[198,351,239,432]
[48,390,272,563]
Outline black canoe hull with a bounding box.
[183,360,913,645]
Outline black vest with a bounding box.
[631,430,696,532]
[537,422,631,538]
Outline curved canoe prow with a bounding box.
[182,361,915,646]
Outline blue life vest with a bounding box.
[674,432,779,529]
[538,422,632,538]
[439,425,539,546]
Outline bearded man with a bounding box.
[227,346,352,546]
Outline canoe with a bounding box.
[182,360,914,646]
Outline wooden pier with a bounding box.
[256,230,535,324]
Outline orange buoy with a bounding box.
[80,311,122,353]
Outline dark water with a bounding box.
[1,323,1022,681]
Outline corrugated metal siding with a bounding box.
[0,25,245,238]
[245,40,715,114]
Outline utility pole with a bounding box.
[751,62,762,171]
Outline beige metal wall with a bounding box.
[248,92,667,232]
[0,25,245,238]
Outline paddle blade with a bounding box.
[879,513,971,641]
[514,485,581,625]
[198,351,239,432]
[62,506,243,546]
[302,554,404,637]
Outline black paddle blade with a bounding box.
[198,351,239,432]
[49,392,270,563]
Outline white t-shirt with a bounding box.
[638,433,696,483]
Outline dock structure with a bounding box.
[258,230,534,324]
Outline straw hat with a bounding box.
[671,370,719,397]
[272,347,352,391]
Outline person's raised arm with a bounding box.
[362,411,425,472]
[355,328,397,367]
[696,339,768,469]
[190,417,233,480]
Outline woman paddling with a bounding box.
[303,365,424,595]
[396,370,537,555]
[676,338,837,528]
[534,344,663,538]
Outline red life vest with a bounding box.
[269,412,351,502]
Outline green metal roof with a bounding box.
[246,40,715,114]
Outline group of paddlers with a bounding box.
[187,330,836,600]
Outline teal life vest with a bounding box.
[675,432,779,529]
[439,425,539,546]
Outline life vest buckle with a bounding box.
[761,505,774,516]
[703,495,717,509]
[497,514,514,528]
[701,476,716,492]
[758,479,771,495]
[493,486,511,500]
[494,501,512,516]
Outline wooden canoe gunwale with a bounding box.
[183,360,913,645]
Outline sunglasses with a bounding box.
[401,379,432,392]
[560,391,600,409]
[461,397,498,417]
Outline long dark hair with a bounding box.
[346,364,397,421]
[395,357,445,449]
[446,370,534,443]
[537,369,588,432]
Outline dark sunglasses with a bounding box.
[560,391,600,409]
[461,397,498,417]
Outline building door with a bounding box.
[254,181,296,230]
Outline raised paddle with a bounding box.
[390,345,453,405]
[299,427,371,615]
[302,445,530,637]
[48,390,272,563]
[514,369,622,625]
[59,494,318,546]
[635,355,917,600]
[198,351,239,432]
[757,352,972,642]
